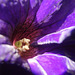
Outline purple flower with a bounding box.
[0,0,75,75]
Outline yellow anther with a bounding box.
[15,38,30,52]
[23,38,30,44]
[23,45,29,50]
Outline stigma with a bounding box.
[15,38,30,52]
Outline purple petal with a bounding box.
[37,0,75,44]
[0,0,29,29]
[35,0,75,40]
[0,0,43,39]
[28,53,75,75]
[26,0,43,23]
[0,19,12,38]
[36,0,62,23]
[37,27,75,60]
[30,0,42,9]
[37,26,75,44]
[0,34,11,44]
[0,45,16,61]
[28,53,67,75]
[57,10,75,31]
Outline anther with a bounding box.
[15,38,30,52]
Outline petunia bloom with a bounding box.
[0,0,75,75]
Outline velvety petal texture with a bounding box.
[28,53,75,75]
[0,0,75,75]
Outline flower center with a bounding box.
[13,36,38,59]
[15,38,30,52]
[12,15,42,59]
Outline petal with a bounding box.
[57,9,75,31]
[10,53,20,62]
[37,26,75,44]
[34,0,75,40]
[0,19,12,37]
[0,0,29,29]
[36,0,62,23]
[0,0,30,38]
[0,35,30,69]
[28,53,75,75]
[0,44,21,63]
[0,0,42,29]
[23,0,43,26]
[37,1,75,44]
[37,27,75,61]
[12,0,45,43]
[0,34,11,44]
[30,0,42,9]
[36,0,75,26]
[0,0,43,41]
[0,44,16,61]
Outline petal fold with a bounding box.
[37,26,75,44]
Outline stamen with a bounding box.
[15,38,30,52]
